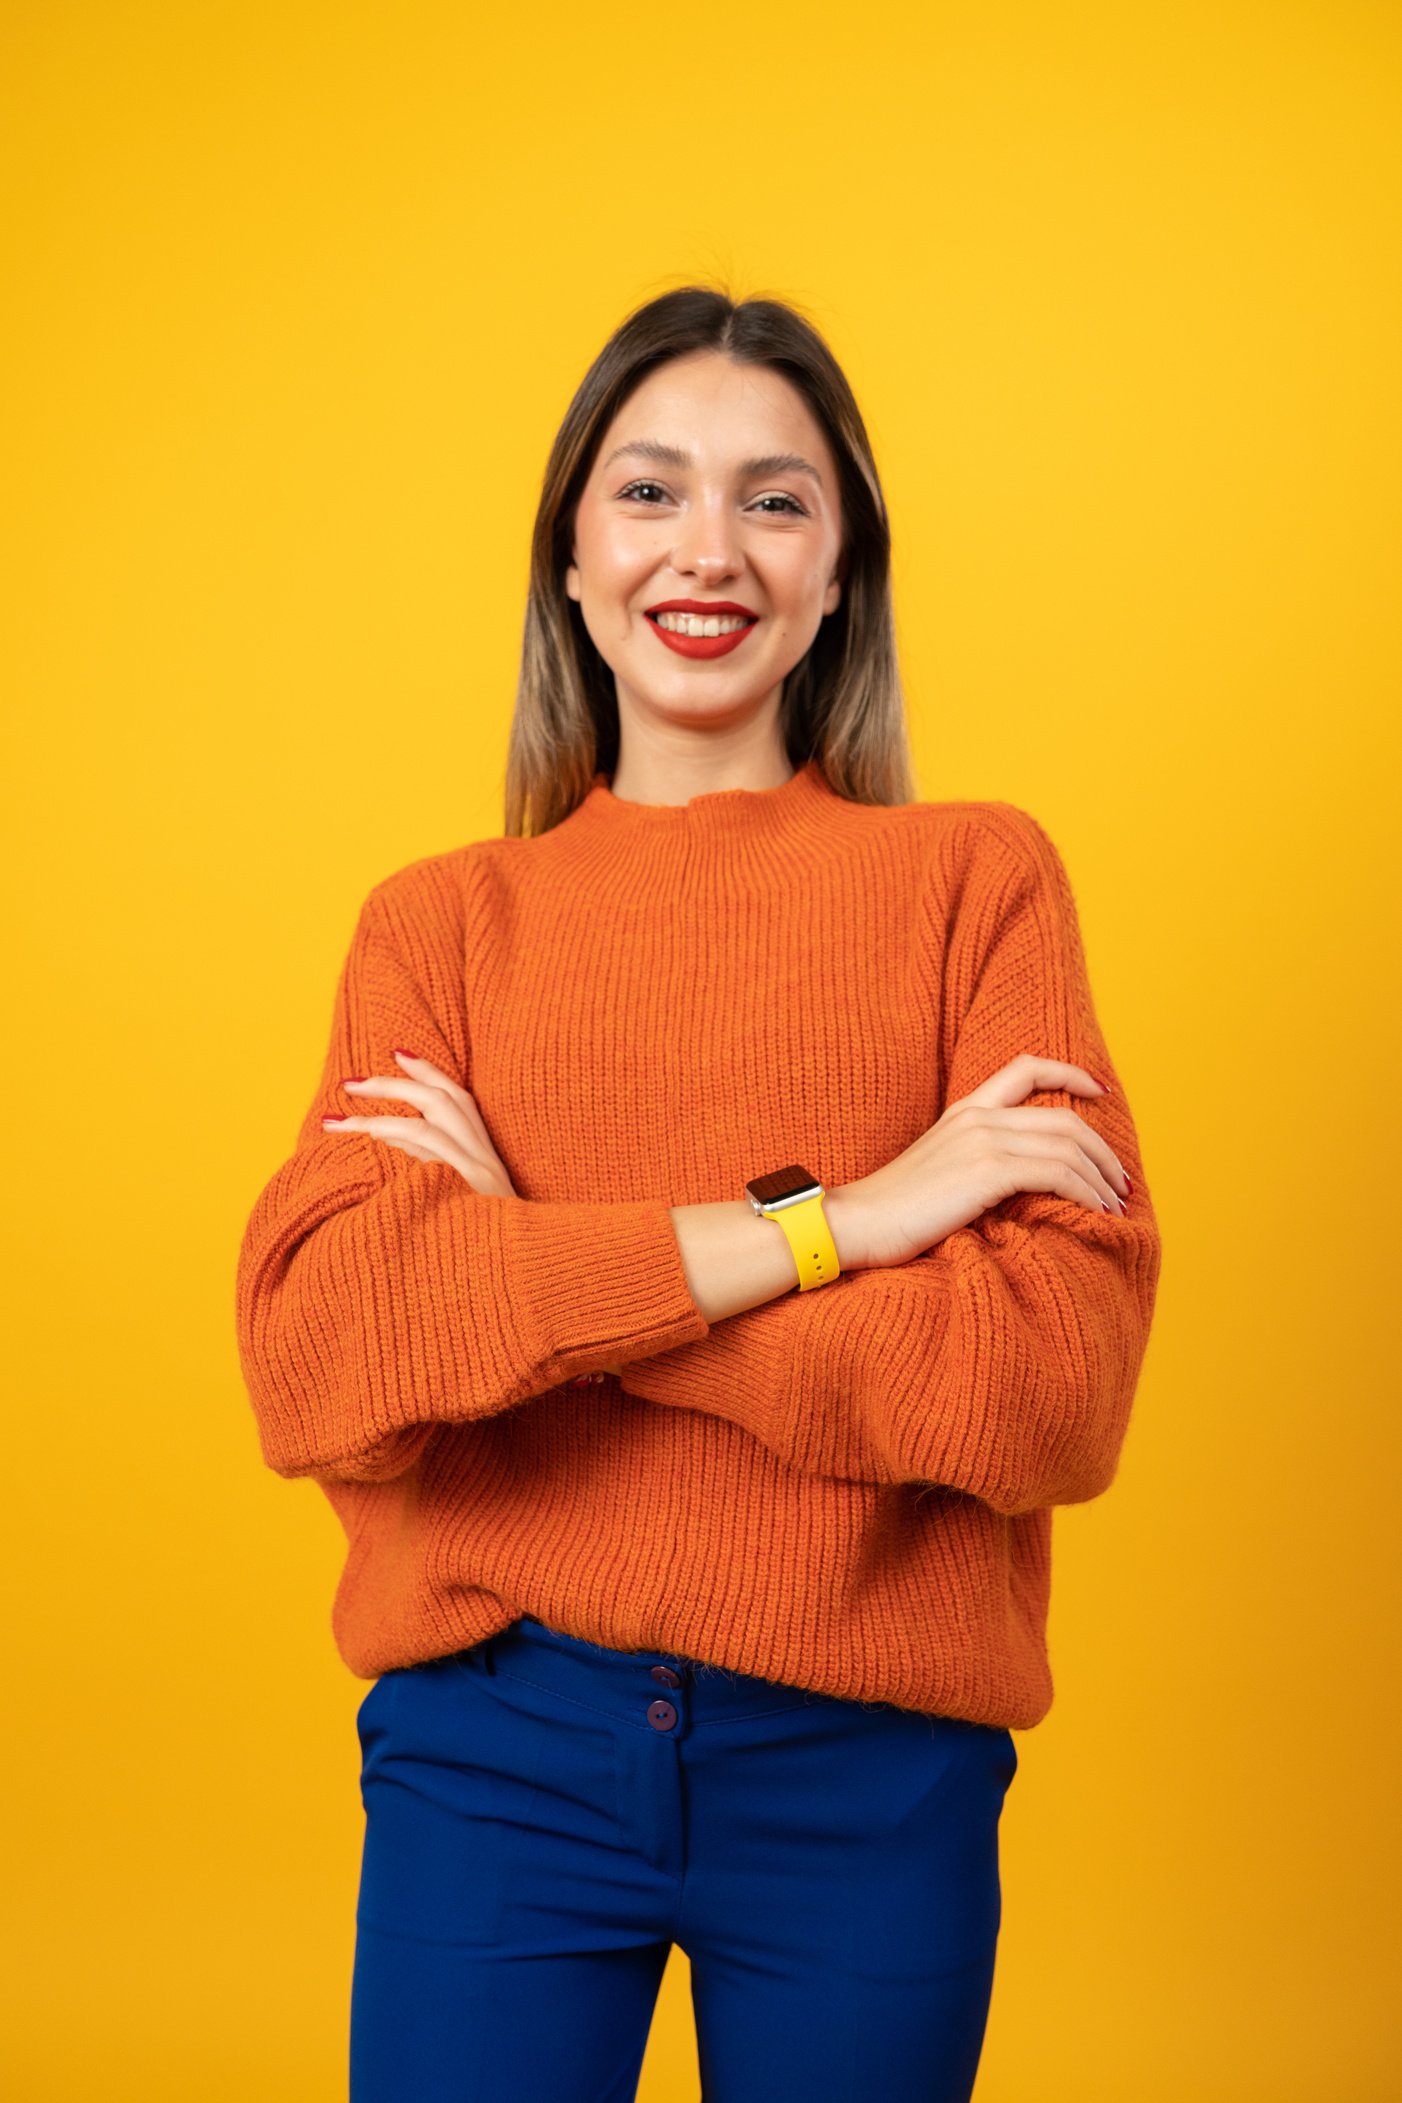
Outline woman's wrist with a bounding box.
[821,1183,871,1273]
[660,1185,878,1331]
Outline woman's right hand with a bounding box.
[824,1054,1132,1273]
[330,1052,519,1198]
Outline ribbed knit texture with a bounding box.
[234,758,1162,1726]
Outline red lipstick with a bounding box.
[644,598,760,661]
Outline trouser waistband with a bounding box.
[468,1614,851,1726]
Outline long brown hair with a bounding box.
[503,283,916,838]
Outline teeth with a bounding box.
[653,611,752,637]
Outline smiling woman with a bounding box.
[503,285,914,829]
[559,353,844,765]
[234,282,1161,2103]
[565,355,845,718]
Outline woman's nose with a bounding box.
[673,506,742,578]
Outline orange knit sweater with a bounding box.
[234,758,1162,1727]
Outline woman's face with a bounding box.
[565,351,844,741]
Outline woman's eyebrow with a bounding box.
[601,439,824,488]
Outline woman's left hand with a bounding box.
[324,1051,519,1198]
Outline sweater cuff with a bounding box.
[498,1194,711,1374]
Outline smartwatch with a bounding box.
[743,1164,841,1291]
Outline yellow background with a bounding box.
[3,2,1397,2096]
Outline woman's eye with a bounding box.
[617,481,806,518]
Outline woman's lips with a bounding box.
[645,612,758,660]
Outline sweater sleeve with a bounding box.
[614,805,1163,1517]
[234,866,711,1486]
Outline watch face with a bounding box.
[746,1164,821,1211]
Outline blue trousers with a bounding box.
[350,1615,1018,2102]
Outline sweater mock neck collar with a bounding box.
[574,755,838,844]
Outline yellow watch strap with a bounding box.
[768,1190,841,1291]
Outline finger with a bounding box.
[337,1087,510,1190]
[957,1107,1128,1210]
[963,1054,1109,1113]
[340,1074,446,1112]
[994,1147,1121,1216]
[390,1048,474,1103]
[1051,1135,1127,1214]
[1057,1109,1130,1202]
[342,1074,490,1154]
[346,1066,499,1156]
[396,1051,500,1152]
[323,1112,439,1146]
[989,1105,1130,1202]
[322,1113,479,1182]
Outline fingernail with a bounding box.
[393,1048,418,1061]
[342,1076,365,1087]
[1091,1074,1113,1094]
[322,1115,346,1124]
[1123,1173,1133,1194]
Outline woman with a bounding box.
[235,285,1161,2102]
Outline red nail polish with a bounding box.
[1124,1174,1133,1194]
[323,1114,345,1123]
[1091,1074,1113,1094]
[393,1048,418,1061]
[342,1076,365,1087]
